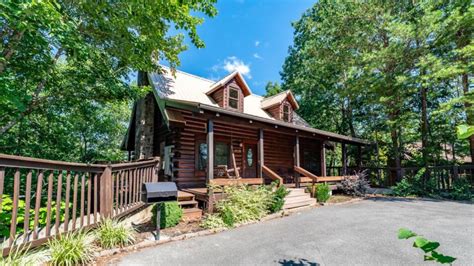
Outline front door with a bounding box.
[243,143,258,178]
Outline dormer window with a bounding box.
[283,104,290,122]
[261,90,299,122]
[228,87,239,109]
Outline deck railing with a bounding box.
[327,165,474,189]
[262,165,283,187]
[0,154,159,256]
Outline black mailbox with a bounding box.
[141,182,178,203]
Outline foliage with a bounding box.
[48,230,95,266]
[200,214,228,229]
[215,185,273,227]
[0,240,48,266]
[338,171,370,197]
[0,194,69,238]
[456,125,474,140]
[269,185,289,213]
[314,183,330,203]
[281,0,473,168]
[391,168,437,197]
[0,0,217,163]
[152,201,183,229]
[264,82,284,97]
[200,185,274,228]
[96,219,135,249]
[450,178,472,201]
[398,228,456,264]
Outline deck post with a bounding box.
[99,165,113,218]
[258,129,264,181]
[320,142,326,177]
[341,143,347,175]
[207,119,214,182]
[295,134,300,188]
[207,119,214,213]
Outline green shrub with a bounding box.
[269,185,289,213]
[48,230,95,266]
[0,194,69,238]
[391,168,439,197]
[216,185,273,227]
[96,219,135,249]
[152,201,183,229]
[450,178,472,201]
[201,185,273,229]
[315,183,330,203]
[200,214,227,229]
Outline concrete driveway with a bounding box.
[108,198,473,266]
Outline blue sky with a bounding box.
[172,0,314,96]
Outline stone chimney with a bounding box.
[134,71,155,160]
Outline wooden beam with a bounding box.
[230,145,240,178]
[341,143,347,175]
[295,135,300,167]
[258,129,264,179]
[207,119,214,181]
[321,143,326,177]
[295,134,300,187]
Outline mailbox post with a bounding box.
[141,182,178,240]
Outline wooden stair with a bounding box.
[283,188,316,210]
[178,191,202,221]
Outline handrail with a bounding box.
[262,165,284,187]
[294,166,319,182]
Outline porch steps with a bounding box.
[283,188,316,210]
[178,191,202,221]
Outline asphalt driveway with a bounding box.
[108,198,473,266]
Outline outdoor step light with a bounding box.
[141,182,178,240]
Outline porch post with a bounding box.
[341,143,347,175]
[295,134,300,187]
[320,142,326,177]
[207,119,214,213]
[258,129,264,180]
[207,119,214,181]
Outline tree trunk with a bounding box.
[420,84,429,164]
[461,73,474,162]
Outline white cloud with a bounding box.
[211,56,252,79]
[222,56,251,79]
[255,41,260,47]
[253,53,263,60]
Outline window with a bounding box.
[246,148,253,167]
[215,142,229,166]
[228,87,239,109]
[283,104,290,122]
[197,142,208,171]
[197,142,230,170]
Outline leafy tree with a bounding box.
[0,0,217,162]
[280,0,472,174]
[264,81,284,97]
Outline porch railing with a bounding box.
[327,165,474,189]
[0,153,159,256]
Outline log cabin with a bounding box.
[122,67,371,210]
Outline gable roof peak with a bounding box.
[261,90,299,110]
[206,71,252,96]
